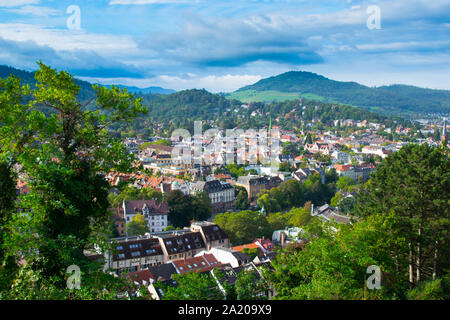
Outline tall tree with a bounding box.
[0,63,147,296]
[357,144,449,288]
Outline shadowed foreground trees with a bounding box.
[0,63,147,299]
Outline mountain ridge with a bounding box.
[232,71,450,115]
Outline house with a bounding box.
[293,167,324,183]
[190,221,230,251]
[104,236,165,274]
[354,163,376,181]
[236,175,281,202]
[196,247,252,268]
[190,180,235,214]
[334,164,356,180]
[122,199,169,233]
[156,231,206,262]
[171,254,221,274]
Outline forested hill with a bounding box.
[0,65,97,103]
[1,65,408,134]
[234,71,450,115]
[0,65,174,101]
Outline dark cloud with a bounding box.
[0,37,146,78]
[142,14,324,68]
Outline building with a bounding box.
[236,175,281,202]
[104,236,165,274]
[122,199,169,233]
[190,180,235,214]
[156,231,207,262]
[171,254,222,274]
[197,247,252,268]
[190,221,230,250]
[334,164,356,180]
[293,167,324,183]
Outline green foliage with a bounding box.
[279,162,294,172]
[126,213,149,236]
[0,63,146,298]
[268,213,408,299]
[213,211,272,245]
[234,269,268,300]
[166,190,212,228]
[108,187,163,208]
[406,279,447,300]
[257,176,335,214]
[234,190,250,210]
[236,71,450,115]
[160,271,223,300]
[357,144,450,287]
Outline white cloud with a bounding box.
[109,0,193,4]
[5,5,60,16]
[0,23,138,56]
[79,74,263,92]
[0,0,39,7]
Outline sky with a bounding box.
[0,0,449,92]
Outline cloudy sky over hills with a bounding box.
[0,0,449,92]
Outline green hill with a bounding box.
[231,71,450,115]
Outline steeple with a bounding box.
[442,117,447,146]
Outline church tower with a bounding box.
[442,117,447,146]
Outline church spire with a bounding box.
[442,117,447,146]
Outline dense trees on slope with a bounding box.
[266,144,449,300]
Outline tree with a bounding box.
[166,190,194,228]
[160,271,223,300]
[267,213,408,300]
[0,63,147,297]
[191,191,213,221]
[126,213,149,236]
[282,141,300,157]
[166,190,213,227]
[213,211,272,245]
[234,190,249,210]
[289,207,312,227]
[234,269,268,300]
[357,144,449,288]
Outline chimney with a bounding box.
[281,232,286,247]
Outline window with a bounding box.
[201,261,206,265]
[131,251,140,257]
[187,264,192,268]
[179,267,184,270]
[146,249,156,255]
[130,244,141,249]
[118,253,125,259]
[193,263,198,267]
[116,245,123,250]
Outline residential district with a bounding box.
[14,115,449,300]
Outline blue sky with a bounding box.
[0,0,449,92]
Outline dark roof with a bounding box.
[237,175,268,185]
[124,199,169,216]
[191,180,234,193]
[200,224,229,242]
[147,263,177,282]
[159,232,206,255]
[113,237,163,261]
[231,251,251,264]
